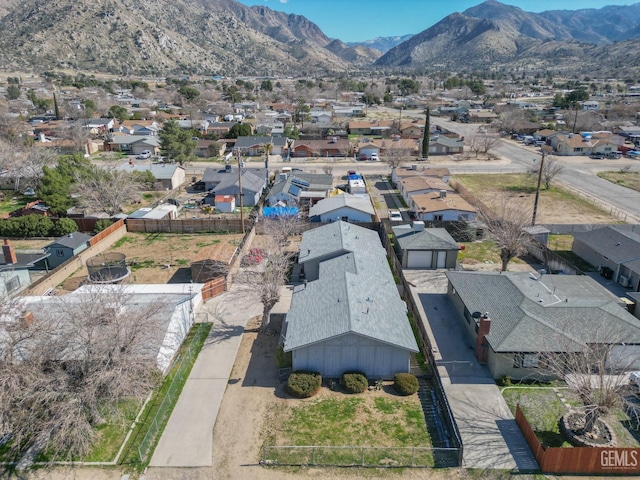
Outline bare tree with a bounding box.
[470,134,500,158]
[383,153,406,168]
[530,158,564,189]
[9,147,57,192]
[0,288,169,460]
[73,162,143,215]
[322,164,334,175]
[478,194,532,271]
[538,322,634,439]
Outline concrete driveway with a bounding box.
[403,269,538,471]
[150,285,262,467]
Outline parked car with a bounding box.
[136,150,152,159]
[389,210,403,222]
[606,151,622,159]
[626,151,640,158]
[590,152,606,159]
[370,153,379,161]
[23,187,36,197]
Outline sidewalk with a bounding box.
[149,286,262,467]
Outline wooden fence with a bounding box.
[126,218,251,234]
[89,219,125,246]
[515,405,640,474]
[202,277,227,300]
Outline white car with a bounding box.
[370,153,379,161]
[389,210,403,222]
[136,150,152,159]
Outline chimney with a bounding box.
[475,313,491,364]
[3,239,17,264]
[439,189,447,199]
[412,221,425,232]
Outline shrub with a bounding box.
[0,214,54,237]
[287,371,322,398]
[342,371,368,394]
[51,218,78,237]
[94,218,114,233]
[498,374,512,387]
[393,373,419,396]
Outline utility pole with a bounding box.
[531,150,546,226]
[236,148,245,234]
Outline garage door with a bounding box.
[436,251,446,268]
[407,250,432,268]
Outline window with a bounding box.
[433,214,443,221]
[56,249,65,257]
[513,353,539,368]
[5,276,21,294]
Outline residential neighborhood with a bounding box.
[2,28,640,480]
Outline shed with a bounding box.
[308,194,375,223]
[215,195,235,213]
[44,232,92,269]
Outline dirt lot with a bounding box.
[57,232,243,292]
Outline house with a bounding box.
[348,120,393,136]
[308,193,375,223]
[467,111,497,123]
[572,226,640,291]
[283,222,419,378]
[106,134,160,155]
[310,110,333,125]
[266,174,333,206]
[446,271,640,380]
[291,138,350,158]
[118,164,186,190]
[119,120,160,136]
[429,136,465,155]
[85,118,116,134]
[548,133,592,156]
[400,121,425,139]
[391,166,450,185]
[203,169,267,207]
[215,195,235,213]
[410,191,476,222]
[44,232,92,269]
[233,136,286,156]
[0,240,49,298]
[398,176,453,206]
[391,222,460,269]
[201,165,267,191]
[141,204,178,220]
[582,101,599,111]
[533,129,556,141]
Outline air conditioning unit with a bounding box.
[619,275,630,288]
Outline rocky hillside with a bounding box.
[347,35,414,54]
[325,40,382,65]
[375,0,640,73]
[0,0,349,75]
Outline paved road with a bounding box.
[150,285,262,467]
[403,270,539,472]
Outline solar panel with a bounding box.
[288,185,301,196]
[291,178,310,188]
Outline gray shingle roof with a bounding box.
[213,169,265,194]
[117,163,182,180]
[392,225,460,251]
[285,222,418,353]
[309,194,375,217]
[47,232,92,250]
[446,271,640,353]
[573,226,640,264]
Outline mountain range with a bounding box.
[0,0,639,76]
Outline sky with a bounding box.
[235,0,640,42]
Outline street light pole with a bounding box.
[531,150,546,226]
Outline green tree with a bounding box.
[177,86,201,103]
[6,84,20,100]
[398,78,420,96]
[94,219,114,233]
[260,80,273,92]
[51,218,78,237]
[159,119,197,165]
[421,107,430,159]
[225,123,252,139]
[383,92,393,103]
[294,98,310,128]
[38,155,92,214]
[108,105,130,122]
[0,215,54,237]
[81,99,96,116]
[53,93,60,120]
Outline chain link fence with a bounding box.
[137,322,210,462]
